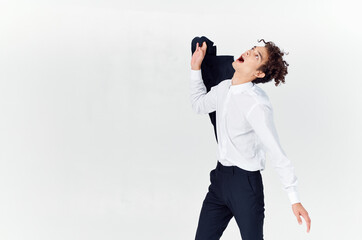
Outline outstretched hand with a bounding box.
[292,202,311,233]
[191,41,207,70]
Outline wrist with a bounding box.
[191,66,201,71]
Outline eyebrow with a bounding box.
[253,46,263,62]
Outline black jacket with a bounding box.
[191,36,235,143]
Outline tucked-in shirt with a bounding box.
[190,69,300,205]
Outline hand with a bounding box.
[191,41,207,70]
[292,202,311,233]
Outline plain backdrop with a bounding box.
[1,0,361,239]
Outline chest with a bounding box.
[218,90,253,134]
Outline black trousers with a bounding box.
[191,36,235,143]
[195,161,265,240]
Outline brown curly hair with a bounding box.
[251,39,289,87]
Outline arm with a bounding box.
[190,69,218,114]
[246,103,300,205]
[247,103,311,232]
[190,41,217,114]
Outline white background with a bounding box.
[1,0,361,239]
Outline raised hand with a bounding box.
[191,41,207,70]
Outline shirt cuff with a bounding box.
[190,69,202,79]
[288,191,301,205]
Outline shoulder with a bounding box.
[247,84,271,106]
[211,79,231,89]
[237,84,273,116]
[211,79,231,93]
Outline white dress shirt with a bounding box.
[190,69,300,205]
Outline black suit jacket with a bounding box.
[191,36,235,143]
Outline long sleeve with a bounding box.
[246,103,300,205]
[190,69,218,114]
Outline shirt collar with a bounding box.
[229,80,255,93]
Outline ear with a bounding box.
[254,71,265,79]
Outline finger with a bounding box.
[296,213,302,225]
[302,213,311,232]
[307,220,311,233]
[202,41,207,50]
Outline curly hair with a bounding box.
[251,39,289,87]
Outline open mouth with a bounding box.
[237,55,244,63]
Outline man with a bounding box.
[190,40,311,240]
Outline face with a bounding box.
[232,45,269,80]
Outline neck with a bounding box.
[231,71,254,85]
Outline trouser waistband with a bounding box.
[216,161,260,175]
